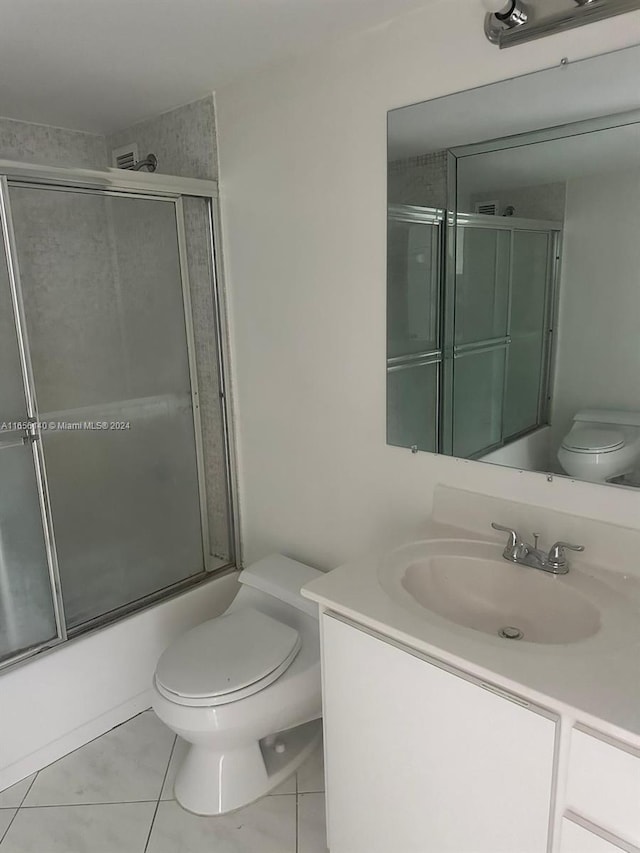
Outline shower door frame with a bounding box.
[449,211,563,459]
[0,159,240,671]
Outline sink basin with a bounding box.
[379,539,601,644]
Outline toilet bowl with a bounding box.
[557,409,640,483]
[152,554,323,816]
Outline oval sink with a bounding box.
[380,539,601,645]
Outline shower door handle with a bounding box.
[0,419,39,450]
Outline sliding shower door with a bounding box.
[449,218,557,459]
[0,200,62,662]
[387,205,443,452]
[9,186,206,629]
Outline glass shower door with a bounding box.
[9,186,206,630]
[387,206,443,452]
[503,230,551,439]
[0,200,61,663]
[451,226,510,457]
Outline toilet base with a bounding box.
[173,718,322,816]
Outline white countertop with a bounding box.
[302,520,640,744]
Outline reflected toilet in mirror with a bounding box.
[558,410,640,485]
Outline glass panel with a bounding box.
[455,227,510,346]
[0,441,58,661]
[452,348,506,458]
[387,218,440,358]
[387,362,438,453]
[0,221,58,664]
[0,221,29,423]
[10,187,204,628]
[504,231,550,437]
[182,197,232,564]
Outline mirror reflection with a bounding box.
[387,49,640,488]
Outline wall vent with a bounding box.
[111,143,139,170]
[474,200,499,216]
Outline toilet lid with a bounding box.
[562,426,625,454]
[155,608,301,705]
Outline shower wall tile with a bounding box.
[388,150,447,208]
[107,95,229,560]
[470,182,566,221]
[106,95,217,180]
[0,116,108,168]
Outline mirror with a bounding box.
[387,44,640,488]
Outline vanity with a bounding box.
[302,487,640,853]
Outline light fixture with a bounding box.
[483,0,640,48]
[483,0,529,42]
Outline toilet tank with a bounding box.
[575,409,640,428]
[238,555,324,618]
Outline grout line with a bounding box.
[19,800,160,809]
[1,707,154,797]
[0,768,40,846]
[18,772,38,808]
[0,809,18,847]
[143,734,177,853]
[295,768,299,853]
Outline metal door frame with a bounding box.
[0,163,240,671]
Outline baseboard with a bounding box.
[0,689,152,792]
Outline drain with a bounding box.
[498,626,524,640]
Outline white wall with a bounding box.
[215,0,640,569]
[0,573,238,792]
[551,167,640,448]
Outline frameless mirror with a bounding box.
[387,44,640,489]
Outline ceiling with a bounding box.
[388,44,640,160]
[0,0,431,134]
[457,122,640,198]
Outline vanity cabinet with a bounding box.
[321,613,558,853]
[564,727,640,848]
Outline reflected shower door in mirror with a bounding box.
[387,205,443,453]
[386,44,640,489]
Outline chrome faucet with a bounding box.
[491,523,584,575]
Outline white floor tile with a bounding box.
[160,738,296,800]
[0,802,155,853]
[298,793,329,853]
[146,795,297,853]
[0,810,16,843]
[0,776,35,809]
[297,739,324,793]
[159,738,188,800]
[23,712,174,806]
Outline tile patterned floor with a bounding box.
[0,711,328,852]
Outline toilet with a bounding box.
[152,554,323,816]
[557,409,640,483]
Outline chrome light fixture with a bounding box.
[483,0,640,48]
[483,0,530,42]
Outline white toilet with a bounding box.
[152,554,323,816]
[557,409,640,483]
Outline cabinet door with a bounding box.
[322,614,557,853]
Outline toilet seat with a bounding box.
[561,426,625,454]
[154,607,302,708]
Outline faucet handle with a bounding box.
[547,541,585,570]
[491,521,522,551]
